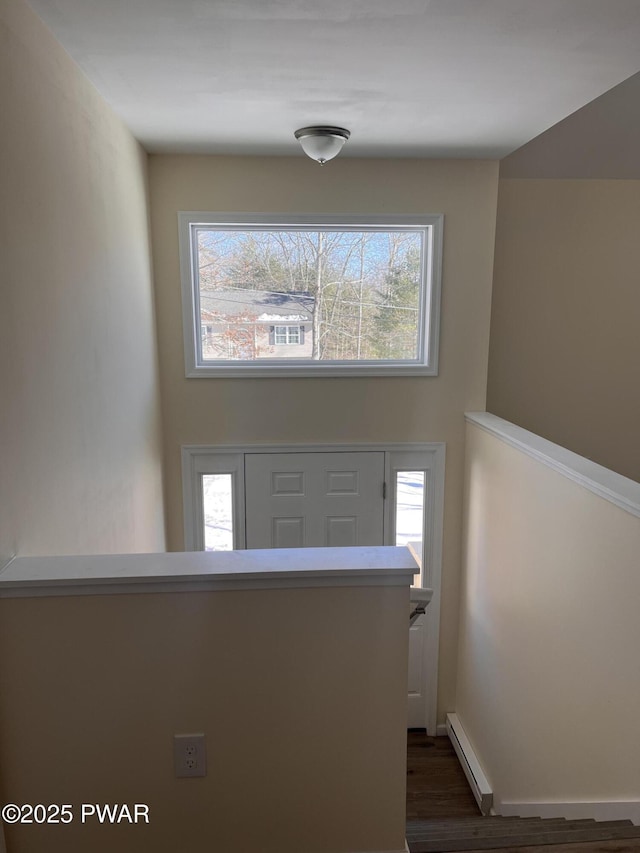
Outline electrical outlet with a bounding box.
[174,733,206,778]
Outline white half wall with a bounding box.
[456,414,640,819]
[0,572,410,853]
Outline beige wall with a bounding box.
[0,0,166,557]
[0,584,409,853]
[457,421,640,807]
[148,155,499,720]
[489,70,640,483]
[500,71,640,180]
[487,178,640,482]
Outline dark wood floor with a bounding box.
[406,732,640,853]
[407,730,480,820]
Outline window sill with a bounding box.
[187,363,438,378]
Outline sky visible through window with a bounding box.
[196,227,424,362]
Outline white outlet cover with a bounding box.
[174,733,206,778]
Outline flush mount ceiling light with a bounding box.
[294,126,351,165]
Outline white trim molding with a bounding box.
[178,212,443,378]
[465,412,640,519]
[446,714,493,815]
[0,547,418,599]
[182,448,245,551]
[494,799,640,826]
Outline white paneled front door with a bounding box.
[245,452,385,549]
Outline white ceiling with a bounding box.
[27,0,640,158]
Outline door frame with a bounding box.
[181,441,445,734]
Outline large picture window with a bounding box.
[179,213,443,377]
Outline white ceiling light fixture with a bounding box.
[294,126,351,164]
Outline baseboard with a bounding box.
[436,723,448,737]
[494,799,640,826]
[446,713,493,815]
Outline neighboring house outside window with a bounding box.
[179,213,443,377]
[200,289,313,360]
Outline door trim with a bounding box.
[182,440,445,734]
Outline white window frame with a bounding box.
[181,450,246,551]
[274,325,301,345]
[178,212,444,378]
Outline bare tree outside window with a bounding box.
[179,214,443,377]
[196,228,423,362]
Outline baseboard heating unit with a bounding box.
[446,712,493,815]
